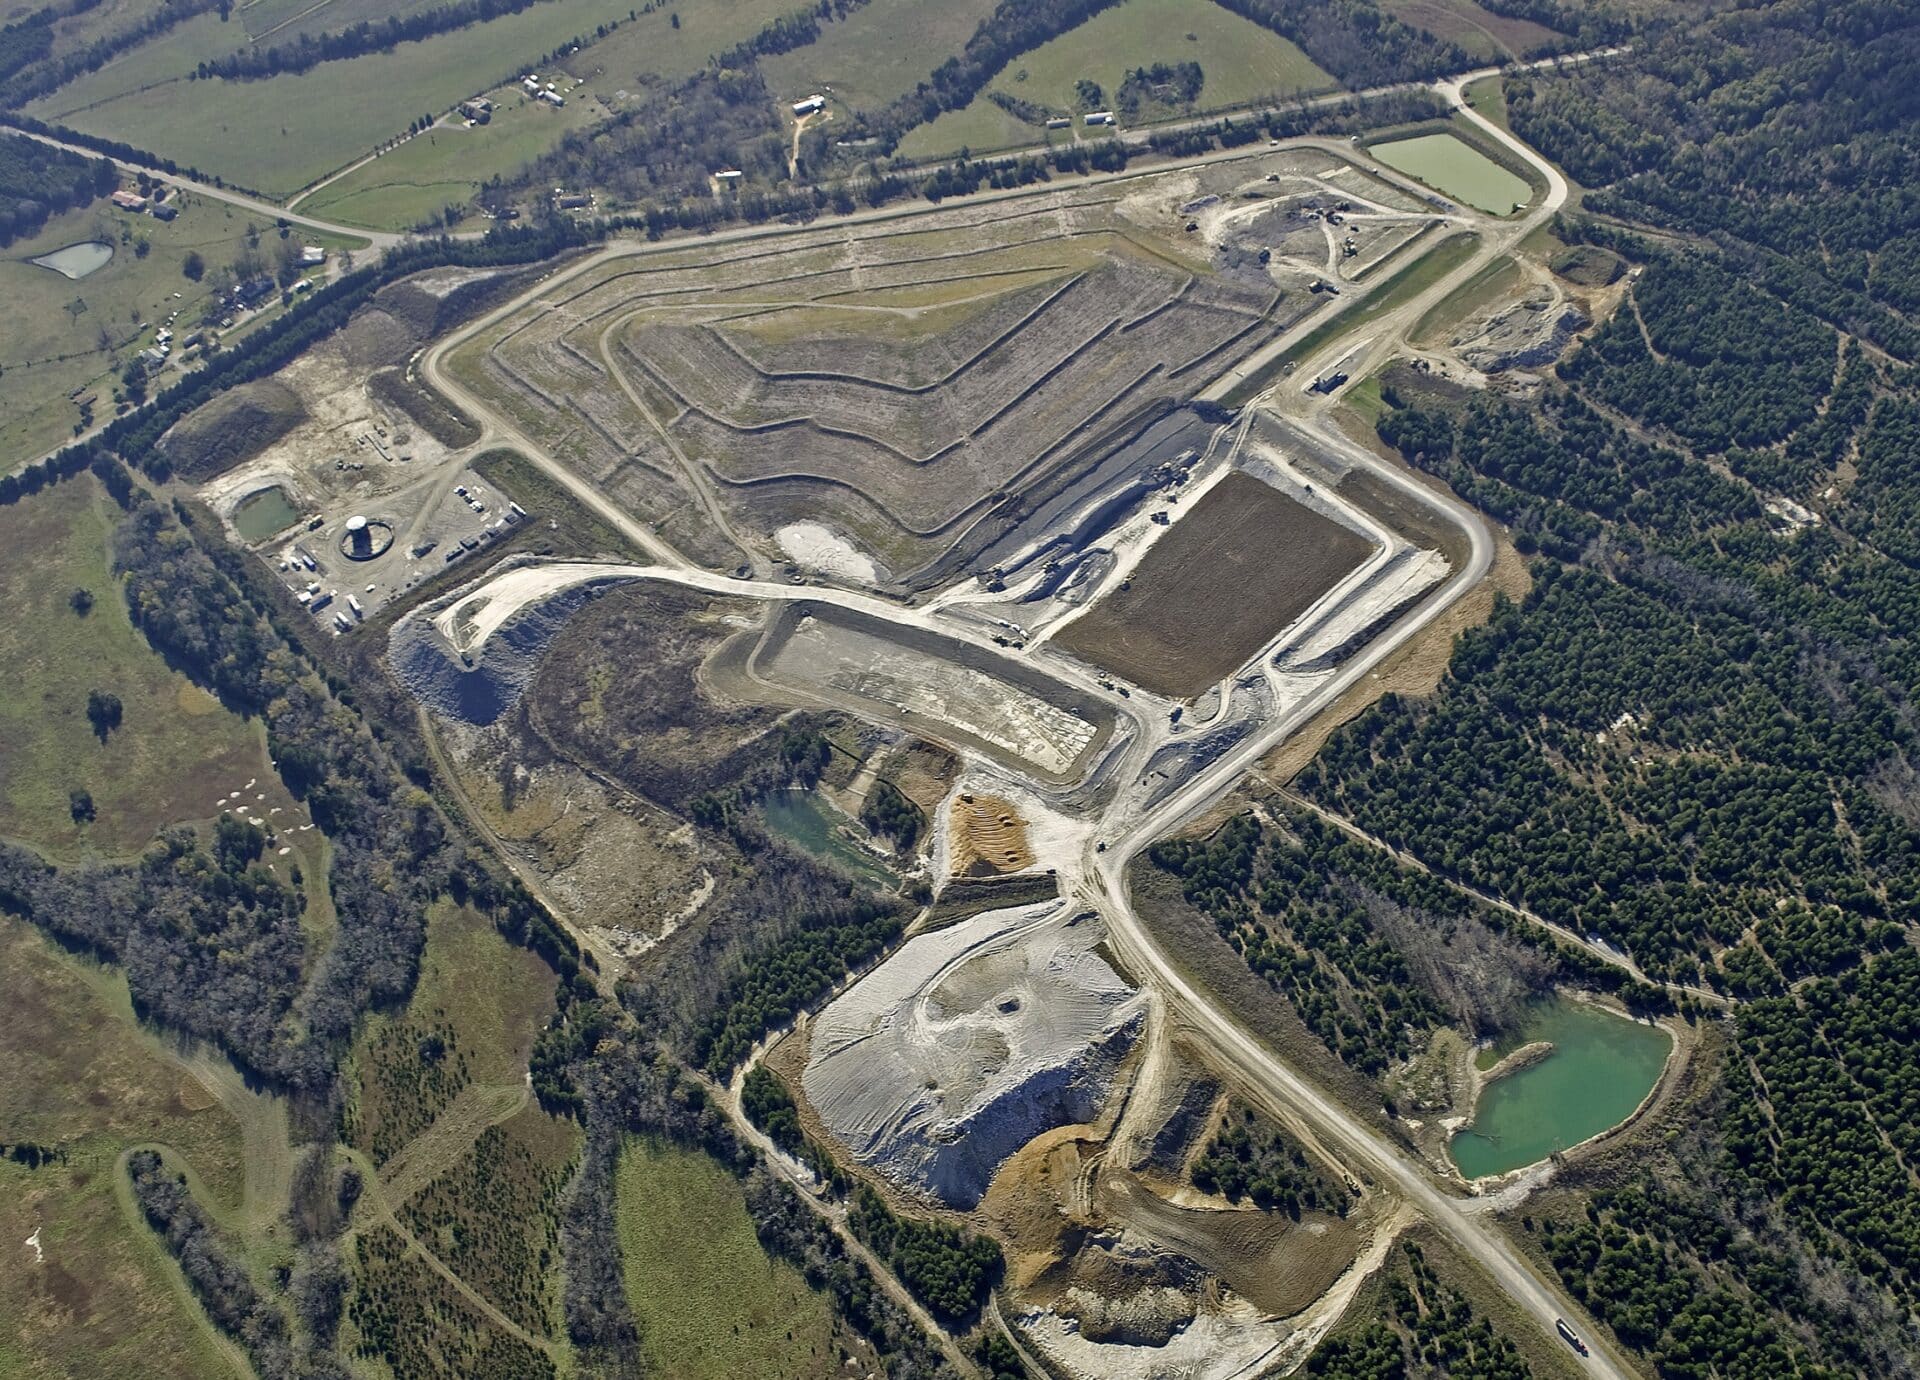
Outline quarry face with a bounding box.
[804,903,1146,1209]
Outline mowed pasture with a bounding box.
[446,186,1283,582]
[614,1139,843,1380]
[0,196,357,465]
[0,914,264,1380]
[297,84,603,231]
[0,476,270,857]
[30,0,642,198]
[758,0,1006,114]
[1053,471,1374,697]
[899,0,1334,159]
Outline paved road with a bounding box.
[405,61,1637,1376]
[0,119,411,249]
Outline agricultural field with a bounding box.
[613,1138,843,1380]
[758,0,1006,115]
[0,196,361,467]
[29,0,642,198]
[0,914,284,1380]
[0,475,272,857]
[1052,471,1375,697]
[899,0,1334,159]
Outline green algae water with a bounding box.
[1449,999,1671,1179]
[232,486,303,542]
[1369,132,1533,215]
[761,788,895,886]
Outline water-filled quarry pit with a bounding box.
[1449,997,1672,1179]
[231,485,305,542]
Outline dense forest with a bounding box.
[1150,803,1596,1075]
[1327,0,1920,1367]
[1305,1242,1534,1380]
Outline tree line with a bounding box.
[0,128,115,245]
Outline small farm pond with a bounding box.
[1449,998,1671,1179]
[1369,132,1532,215]
[30,240,114,279]
[760,788,895,886]
[232,486,304,542]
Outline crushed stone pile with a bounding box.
[1455,286,1588,372]
[388,582,602,727]
[805,904,1145,1208]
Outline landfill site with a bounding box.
[152,116,1579,1379]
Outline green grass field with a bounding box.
[758,0,1005,114]
[0,914,259,1380]
[0,196,363,466]
[342,903,560,1165]
[32,0,641,198]
[901,0,1333,158]
[615,1139,841,1380]
[560,0,807,91]
[298,83,604,230]
[0,476,275,857]
[1465,74,1513,131]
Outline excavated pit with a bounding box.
[804,903,1145,1208]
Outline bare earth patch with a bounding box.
[1054,472,1374,698]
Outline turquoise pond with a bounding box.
[1449,998,1671,1179]
[759,788,896,886]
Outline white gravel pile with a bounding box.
[805,903,1145,1208]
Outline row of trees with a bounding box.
[0,129,115,246]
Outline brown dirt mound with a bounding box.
[950,793,1034,876]
[332,307,419,368]
[159,379,305,479]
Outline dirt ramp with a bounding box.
[950,792,1035,876]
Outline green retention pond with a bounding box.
[1369,131,1533,215]
[232,486,305,542]
[760,787,896,887]
[1449,998,1672,1180]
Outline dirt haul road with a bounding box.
[410,79,1634,1373]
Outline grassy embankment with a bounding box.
[1224,230,1484,405]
